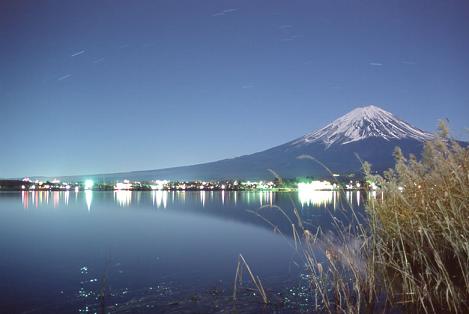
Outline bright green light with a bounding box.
[84,180,94,190]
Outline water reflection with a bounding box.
[115,190,132,207]
[258,191,273,207]
[345,190,351,205]
[200,190,205,207]
[85,190,93,211]
[21,191,28,209]
[53,191,59,208]
[18,189,371,210]
[151,190,167,208]
[298,190,337,208]
[64,191,69,206]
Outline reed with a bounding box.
[244,122,469,313]
[233,254,269,304]
[364,122,469,312]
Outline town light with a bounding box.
[151,180,168,190]
[84,180,94,190]
[298,181,335,191]
[114,181,132,190]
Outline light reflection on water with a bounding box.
[85,190,93,211]
[19,189,370,210]
[115,190,132,207]
[298,190,336,208]
[151,190,167,208]
[200,190,205,207]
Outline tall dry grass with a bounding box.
[363,122,469,312]
[242,122,469,313]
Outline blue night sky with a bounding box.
[1,0,468,178]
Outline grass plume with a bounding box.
[364,121,469,312]
[245,121,469,313]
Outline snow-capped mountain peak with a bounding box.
[293,105,433,147]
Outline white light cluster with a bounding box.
[297,181,335,191]
[84,180,94,190]
[114,180,132,190]
[150,180,169,190]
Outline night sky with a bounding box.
[1,0,468,178]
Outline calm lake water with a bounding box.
[0,190,367,313]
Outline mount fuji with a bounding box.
[292,105,433,147]
[60,105,440,181]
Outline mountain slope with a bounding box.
[291,105,433,147]
[55,105,443,182]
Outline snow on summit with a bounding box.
[293,105,433,147]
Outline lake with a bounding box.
[0,190,367,313]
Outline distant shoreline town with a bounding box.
[0,175,376,192]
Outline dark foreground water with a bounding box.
[0,190,367,313]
